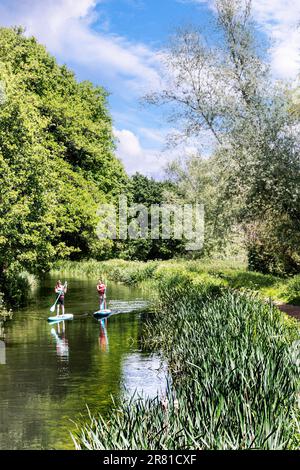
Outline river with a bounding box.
[0,276,166,450]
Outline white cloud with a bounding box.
[114,128,168,177]
[114,129,143,158]
[113,127,205,177]
[0,0,161,93]
[252,0,300,79]
[178,0,300,79]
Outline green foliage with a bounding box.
[53,259,160,285]
[0,27,126,193]
[166,154,241,255]
[146,1,300,274]
[0,27,127,302]
[288,80,300,117]
[283,275,300,305]
[117,173,186,260]
[0,268,36,307]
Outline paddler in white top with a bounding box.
[54,280,68,316]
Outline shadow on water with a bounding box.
[0,276,167,450]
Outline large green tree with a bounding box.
[0,27,127,303]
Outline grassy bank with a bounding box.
[69,259,300,450]
[53,258,300,305]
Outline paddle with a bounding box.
[102,278,108,310]
[50,281,67,313]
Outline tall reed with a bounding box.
[73,277,300,450]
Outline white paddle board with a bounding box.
[48,314,74,323]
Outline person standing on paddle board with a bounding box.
[55,280,67,316]
[97,280,106,310]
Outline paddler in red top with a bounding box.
[96,279,107,310]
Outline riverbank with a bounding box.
[52,258,300,306]
[65,259,300,450]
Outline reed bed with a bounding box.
[73,277,300,450]
[52,259,160,285]
[52,258,294,302]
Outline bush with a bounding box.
[0,292,12,320]
[283,275,300,305]
[1,268,37,308]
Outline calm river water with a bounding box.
[0,276,166,450]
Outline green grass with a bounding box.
[73,280,300,450]
[1,270,38,308]
[52,259,160,285]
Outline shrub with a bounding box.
[284,274,300,305]
[1,268,37,308]
[0,292,12,320]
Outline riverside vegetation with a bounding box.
[68,259,300,450]
[53,258,300,305]
[1,0,300,451]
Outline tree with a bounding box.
[146,0,300,273]
[116,173,186,260]
[0,27,128,304]
[165,153,241,256]
[0,27,127,196]
[289,80,300,117]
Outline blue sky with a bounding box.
[94,0,212,44]
[0,0,299,177]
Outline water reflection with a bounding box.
[0,277,166,450]
[109,299,149,315]
[98,319,109,352]
[50,322,69,360]
[0,340,5,365]
[0,323,5,365]
[122,353,168,399]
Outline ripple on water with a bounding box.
[109,299,150,315]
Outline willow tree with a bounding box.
[146,0,300,273]
[289,80,300,117]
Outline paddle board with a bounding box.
[93,309,112,319]
[48,314,74,323]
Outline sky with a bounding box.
[0,0,299,178]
